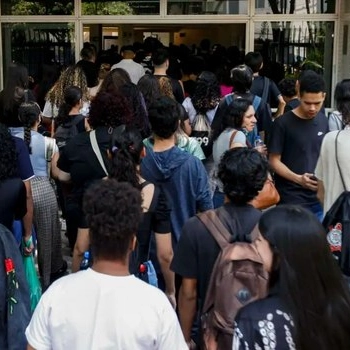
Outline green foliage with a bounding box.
[11,0,74,15]
[82,1,134,15]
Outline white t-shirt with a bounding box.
[26,270,187,350]
[42,100,90,119]
[182,97,218,126]
[315,130,350,213]
[111,59,145,85]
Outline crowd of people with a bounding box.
[1,38,350,349]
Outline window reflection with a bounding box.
[254,21,334,106]
[81,0,159,15]
[1,0,74,15]
[167,0,248,15]
[255,0,336,14]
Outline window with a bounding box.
[1,0,74,15]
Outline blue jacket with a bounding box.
[141,146,213,242]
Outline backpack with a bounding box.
[225,93,261,146]
[0,224,31,350]
[322,131,350,276]
[199,209,269,350]
[54,115,85,151]
[191,112,212,157]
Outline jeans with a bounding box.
[305,202,324,222]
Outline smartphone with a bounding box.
[309,174,318,181]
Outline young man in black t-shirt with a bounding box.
[170,148,268,347]
[269,70,329,220]
[245,51,286,118]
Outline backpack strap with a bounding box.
[198,210,232,249]
[252,95,261,112]
[261,77,270,104]
[335,131,346,191]
[225,93,234,106]
[89,130,109,177]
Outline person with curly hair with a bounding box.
[57,90,132,259]
[0,124,27,232]
[16,102,66,290]
[42,65,90,133]
[71,126,175,305]
[182,71,221,158]
[171,147,268,348]
[26,180,187,350]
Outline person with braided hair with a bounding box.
[14,102,66,291]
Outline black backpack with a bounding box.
[322,131,350,276]
[54,115,85,151]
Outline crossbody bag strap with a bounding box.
[229,130,238,148]
[261,76,270,103]
[335,130,346,191]
[89,130,109,176]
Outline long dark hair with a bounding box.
[0,123,18,180]
[3,63,29,112]
[334,79,350,126]
[56,85,82,126]
[259,205,350,350]
[109,125,143,190]
[18,102,41,154]
[212,98,251,141]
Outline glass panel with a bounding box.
[167,0,248,15]
[254,21,334,106]
[1,0,74,15]
[81,0,159,15]
[345,1,350,13]
[341,23,350,79]
[2,23,75,83]
[256,0,336,14]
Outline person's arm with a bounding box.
[22,180,34,253]
[274,95,286,119]
[27,345,35,350]
[155,233,175,307]
[72,228,90,272]
[58,170,71,182]
[178,278,197,343]
[269,153,318,191]
[50,152,60,179]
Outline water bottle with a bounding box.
[254,136,265,148]
[80,251,90,270]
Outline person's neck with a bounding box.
[153,135,175,152]
[92,259,130,276]
[293,106,315,120]
[69,106,81,115]
[154,67,167,76]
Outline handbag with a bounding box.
[22,237,42,312]
[251,176,280,210]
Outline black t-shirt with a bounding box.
[250,76,281,106]
[212,92,272,136]
[57,127,110,227]
[131,182,171,272]
[0,90,36,127]
[268,110,329,205]
[171,204,261,305]
[0,178,27,232]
